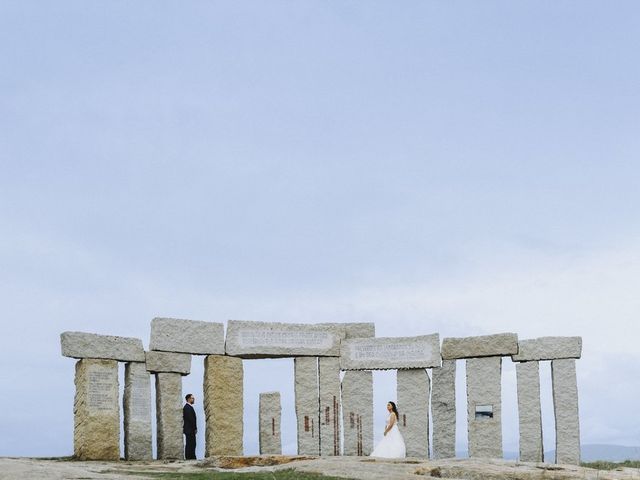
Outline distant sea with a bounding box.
[454,445,640,462]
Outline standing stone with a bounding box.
[466,356,503,458]
[124,362,152,460]
[294,357,320,456]
[341,370,373,456]
[396,369,430,458]
[552,359,580,465]
[155,372,184,460]
[432,359,456,459]
[73,359,120,460]
[259,392,282,455]
[516,361,543,462]
[318,357,341,456]
[204,355,243,456]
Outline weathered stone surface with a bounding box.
[516,361,543,462]
[204,355,243,456]
[319,357,341,456]
[432,359,456,459]
[62,331,145,362]
[155,372,184,460]
[225,320,341,358]
[318,322,376,339]
[552,359,581,465]
[442,333,518,360]
[341,370,373,456]
[73,359,120,460]
[340,335,441,370]
[294,357,320,456]
[150,317,225,355]
[124,362,152,460]
[145,351,191,375]
[466,356,503,459]
[259,392,282,455]
[396,369,430,458]
[512,337,582,362]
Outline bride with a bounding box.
[370,401,406,458]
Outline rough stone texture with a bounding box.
[150,317,225,355]
[516,361,543,462]
[396,369,430,458]
[318,357,341,456]
[552,358,581,465]
[442,333,518,360]
[62,331,145,362]
[204,355,244,456]
[225,320,341,358]
[341,370,373,456]
[73,359,120,460]
[155,372,184,460]
[124,362,153,460]
[294,357,320,456]
[259,392,282,455]
[466,356,503,459]
[145,351,191,375]
[340,334,441,370]
[512,337,582,362]
[318,322,376,340]
[431,359,456,459]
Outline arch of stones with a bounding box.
[60,319,582,464]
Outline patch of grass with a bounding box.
[582,460,640,470]
[110,468,355,479]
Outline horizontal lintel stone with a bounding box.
[441,333,518,360]
[145,351,191,375]
[150,317,225,355]
[512,337,582,362]
[61,331,145,362]
[340,334,441,370]
[317,322,376,339]
[225,320,341,358]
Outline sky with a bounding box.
[1,0,639,459]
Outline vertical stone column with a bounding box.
[516,361,543,462]
[466,356,502,459]
[318,357,341,456]
[294,357,320,455]
[73,358,120,460]
[396,369,430,458]
[552,359,580,465]
[155,372,183,460]
[204,355,244,456]
[341,370,373,456]
[432,359,456,459]
[259,392,282,454]
[124,362,152,460]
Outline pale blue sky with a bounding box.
[1,1,639,458]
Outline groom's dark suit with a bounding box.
[183,403,197,459]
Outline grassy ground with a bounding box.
[582,460,640,470]
[112,469,353,479]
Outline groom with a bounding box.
[183,393,197,460]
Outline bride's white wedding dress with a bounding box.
[370,413,406,458]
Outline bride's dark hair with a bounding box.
[388,401,399,418]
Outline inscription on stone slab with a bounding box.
[88,370,117,412]
[341,334,441,370]
[351,342,430,361]
[238,329,333,349]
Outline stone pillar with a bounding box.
[341,370,373,456]
[516,361,543,462]
[552,359,580,465]
[155,372,183,460]
[259,392,282,454]
[432,359,456,459]
[396,369,430,458]
[466,356,502,458]
[124,362,152,460]
[294,357,320,456]
[204,355,243,456]
[318,357,341,456]
[73,358,120,460]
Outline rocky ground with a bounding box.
[1,455,640,480]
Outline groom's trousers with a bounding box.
[185,433,196,459]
